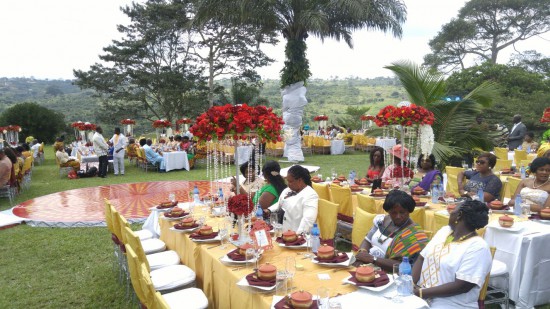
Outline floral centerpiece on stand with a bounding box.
[176,118,192,133]
[120,119,136,136]
[152,119,172,142]
[313,115,328,129]
[71,121,96,143]
[360,115,375,130]
[4,125,21,146]
[374,102,435,189]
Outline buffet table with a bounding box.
[163,151,190,172]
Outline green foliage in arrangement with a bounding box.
[0,102,66,143]
[280,39,311,88]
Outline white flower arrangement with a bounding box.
[419,124,434,157]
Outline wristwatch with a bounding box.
[372,256,378,263]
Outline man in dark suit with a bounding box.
[507,114,527,150]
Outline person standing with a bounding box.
[93,126,110,178]
[109,127,127,176]
[507,114,527,150]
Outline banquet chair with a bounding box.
[115,212,165,255]
[56,156,73,178]
[356,194,377,214]
[514,149,527,168]
[104,201,124,275]
[21,156,33,191]
[410,207,425,230]
[493,159,512,173]
[504,177,521,200]
[479,247,496,308]
[445,166,465,197]
[124,226,197,292]
[312,182,331,201]
[125,245,148,307]
[351,207,376,250]
[433,212,449,235]
[316,198,339,242]
[330,185,353,222]
[0,184,16,206]
[484,256,510,308]
[494,147,508,160]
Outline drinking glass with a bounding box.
[245,248,255,269]
[285,256,296,291]
[317,287,329,309]
[328,299,342,309]
[303,229,313,258]
[218,222,228,249]
[197,216,206,227]
[390,264,403,303]
[331,168,337,180]
[168,193,176,203]
[275,271,288,297]
[270,212,279,227]
[521,202,531,218]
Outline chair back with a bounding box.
[312,183,331,201]
[505,177,522,200]
[356,194,377,214]
[493,159,512,172]
[494,147,508,160]
[445,166,465,197]
[514,149,527,167]
[139,263,158,309]
[410,207,425,230]
[104,199,115,235]
[110,208,124,243]
[316,198,338,240]
[125,245,147,306]
[433,212,449,234]
[124,226,151,271]
[22,156,33,173]
[520,159,532,168]
[351,207,376,250]
[478,246,497,306]
[155,292,170,309]
[329,185,353,217]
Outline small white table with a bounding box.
[330,140,345,155]
[163,151,189,172]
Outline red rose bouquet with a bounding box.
[120,119,136,125]
[71,122,96,131]
[313,115,328,121]
[6,125,21,132]
[227,194,254,216]
[360,115,375,121]
[152,119,172,128]
[176,118,192,125]
[374,104,434,127]
[541,107,550,123]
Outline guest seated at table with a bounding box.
[355,190,428,271]
[411,154,443,192]
[230,160,263,196]
[457,152,502,202]
[365,146,385,183]
[126,138,138,161]
[143,138,166,172]
[381,144,414,185]
[412,200,492,309]
[508,157,550,211]
[55,143,80,172]
[267,165,318,234]
[521,132,539,153]
[253,160,287,212]
[19,144,32,158]
[167,135,178,149]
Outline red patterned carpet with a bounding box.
[12,181,227,225]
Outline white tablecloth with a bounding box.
[330,140,345,155]
[484,220,550,308]
[376,138,396,151]
[163,151,189,172]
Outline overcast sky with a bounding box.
[0,0,547,80]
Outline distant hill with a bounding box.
[0,76,405,126]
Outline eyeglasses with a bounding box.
[476,160,487,165]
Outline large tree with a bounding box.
[74,0,207,123]
[424,0,550,73]
[0,102,66,143]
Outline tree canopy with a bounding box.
[424,0,550,73]
[0,102,66,143]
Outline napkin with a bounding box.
[173,223,199,230]
[157,201,178,209]
[276,236,306,246]
[337,214,354,223]
[273,297,319,309]
[245,273,276,287]
[314,252,349,263]
[190,231,219,239]
[227,249,246,261]
[164,211,189,218]
[347,270,389,287]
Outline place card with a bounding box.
[318,274,331,280]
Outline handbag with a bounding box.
[68,170,78,179]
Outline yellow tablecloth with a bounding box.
[159,216,357,309]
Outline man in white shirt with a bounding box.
[507,114,527,150]
[30,140,40,160]
[92,126,110,178]
[109,127,127,176]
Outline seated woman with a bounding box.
[521,132,538,153]
[412,200,492,308]
[508,157,550,211]
[365,146,385,183]
[457,152,502,202]
[126,138,139,161]
[355,190,429,272]
[253,160,287,211]
[411,154,443,192]
[267,165,318,234]
[55,144,80,172]
[381,144,414,186]
[230,161,263,197]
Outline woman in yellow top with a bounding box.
[55,144,81,171]
[126,138,139,162]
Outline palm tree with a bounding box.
[385,60,500,166]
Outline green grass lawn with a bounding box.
[0,146,370,308]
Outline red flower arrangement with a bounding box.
[152,119,172,128]
[71,122,96,131]
[313,115,328,121]
[176,118,192,125]
[227,194,254,216]
[541,107,550,123]
[360,115,375,121]
[374,104,434,127]
[120,119,136,125]
[190,104,284,142]
[5,125,21,132]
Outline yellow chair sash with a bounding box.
[445,166,465,197]
[316,198,338,240]
[356,194,377,214]
[329,185,353,217]
[312,183,331,201]
[352,208,376,249]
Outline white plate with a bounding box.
[342,274,394,292]
[270,296,319,308]
[169,226,199,233]
[532,219,550,225]
[161,214,190,221]
[488,221,524,232]
[219,254,260,265]
[236,275,276,291]
[311,252,355,267]
[191,235,221,243]
[277,241,309,249]
[149,206,174,212]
